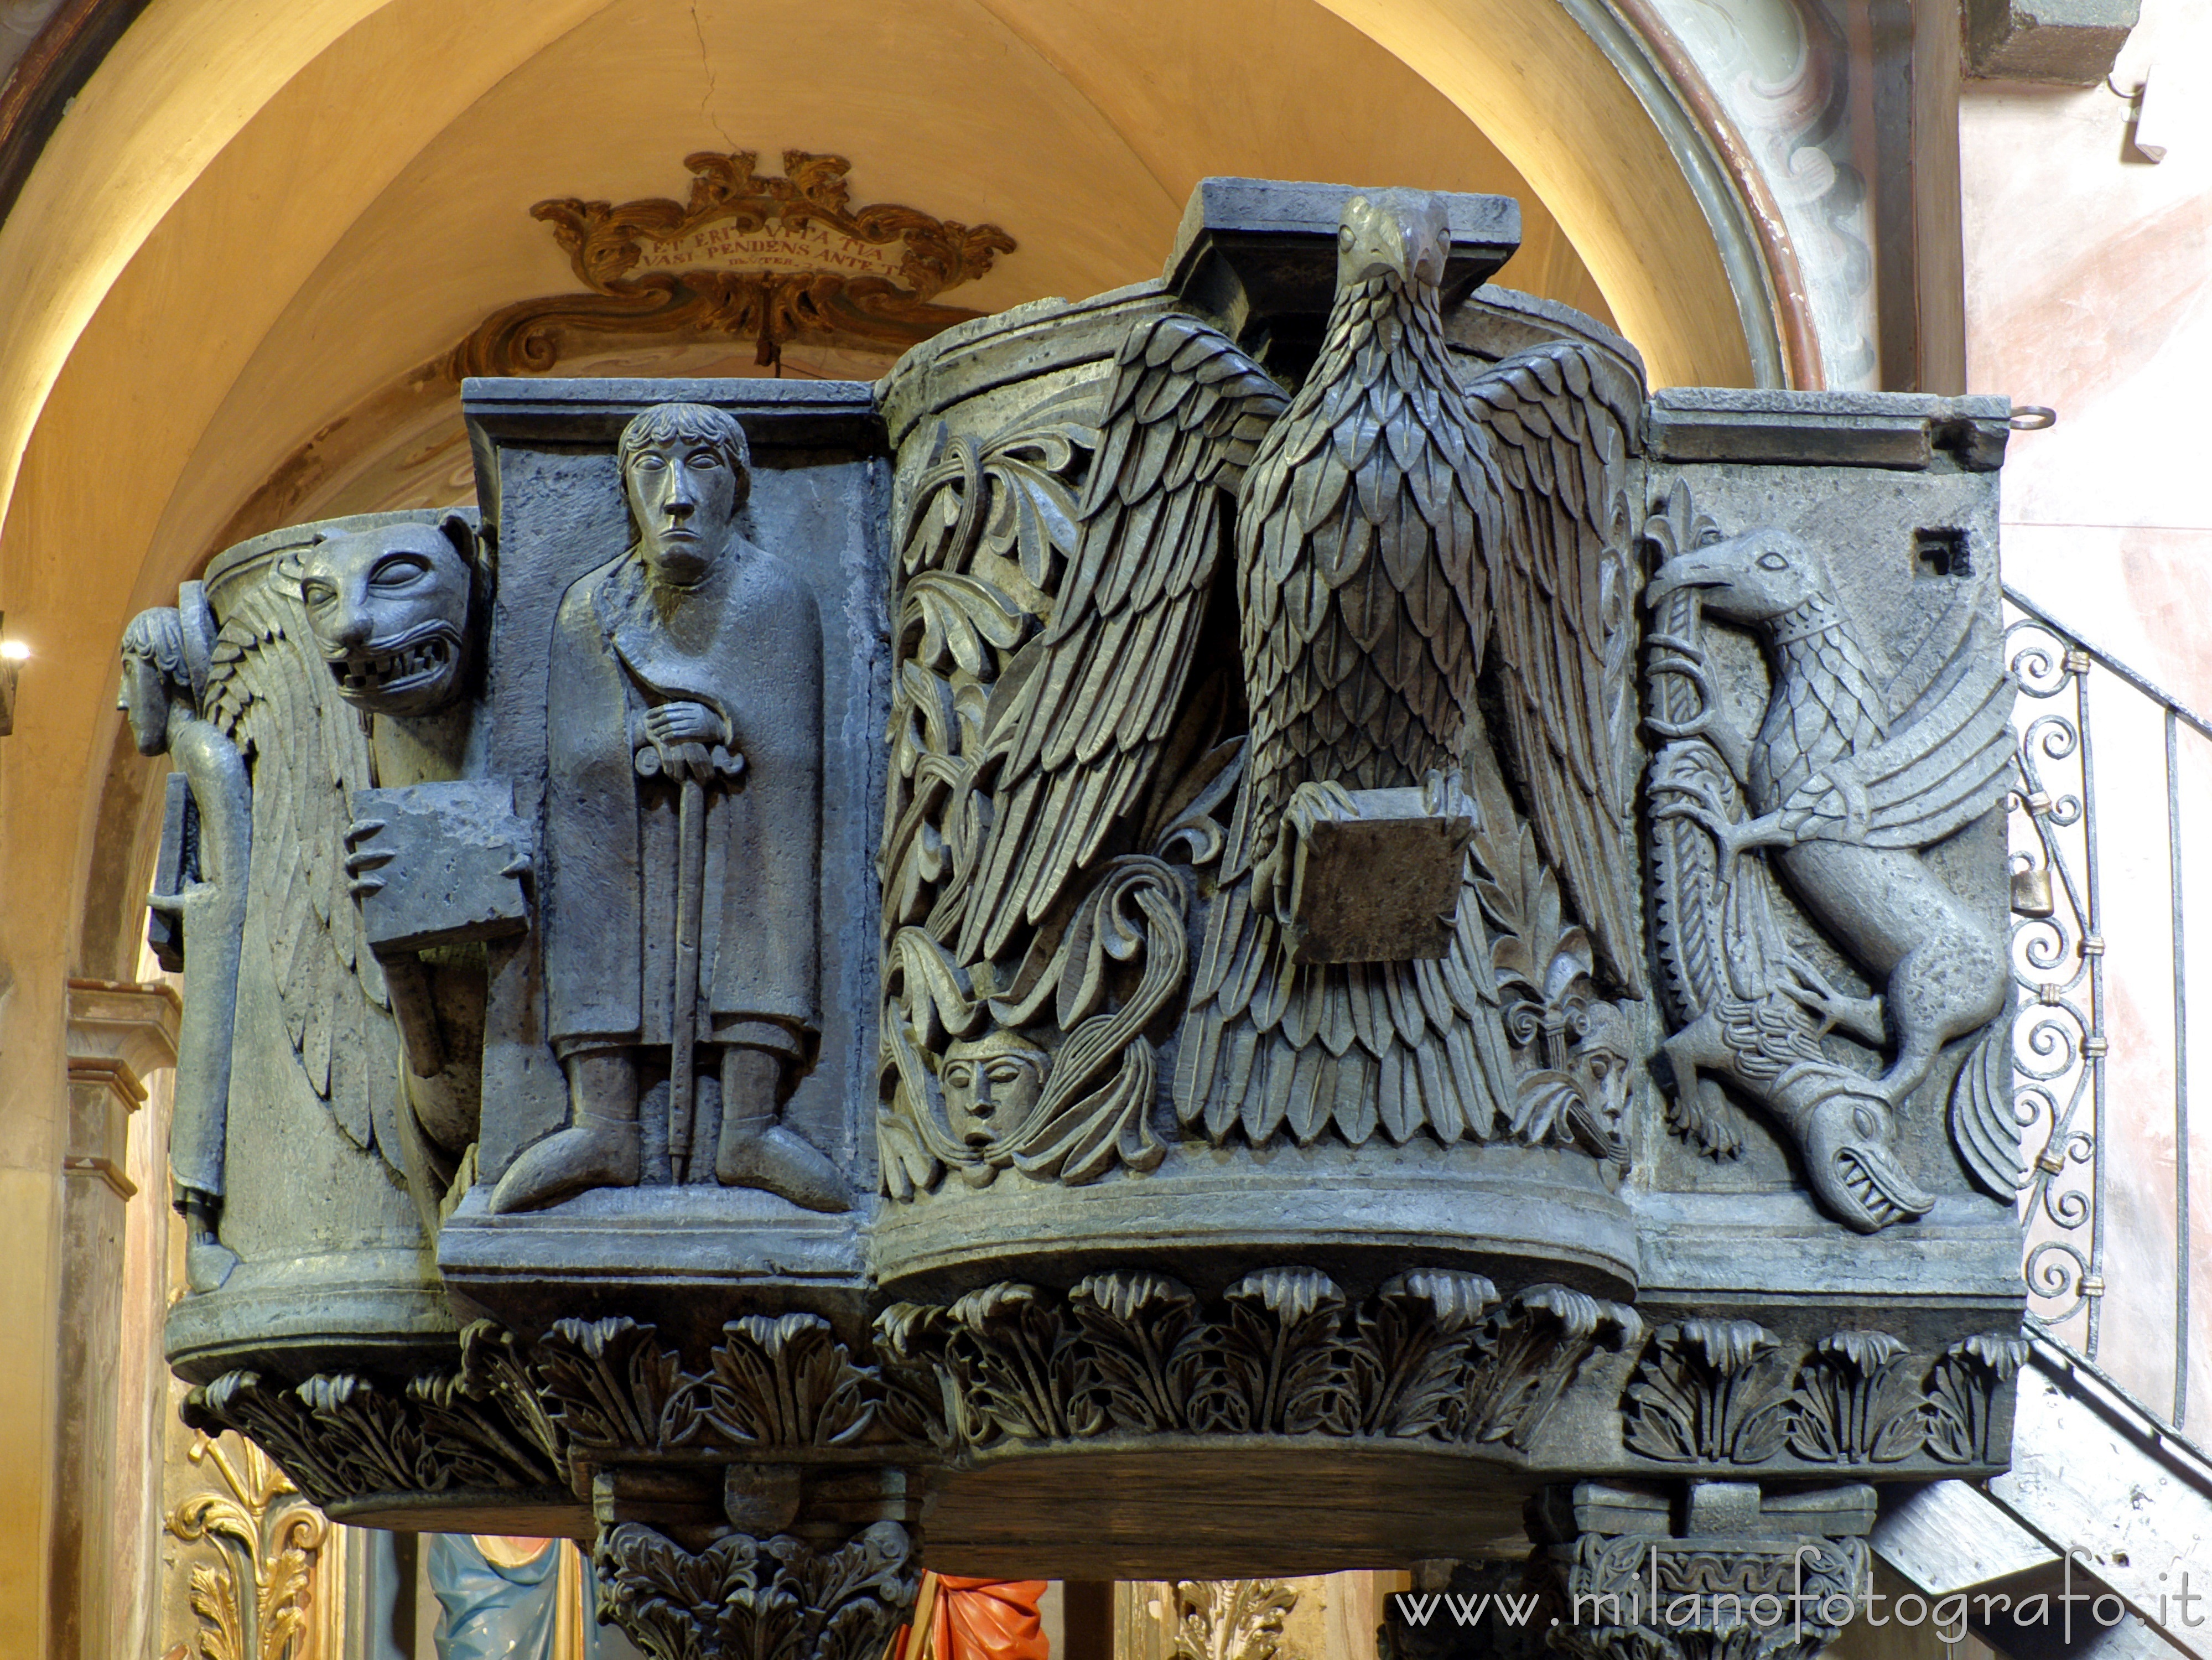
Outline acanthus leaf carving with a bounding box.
[1197,1268,1356,1435]
[1463,1285,1642,1450]
[181,1363,564,1510]
[1619,1321,1793,1465]
[534,1315,703,1452]
[595,1518,919,1660]
[701,1314,881,1449]
[1066,1270,1202,1434]
[165,1431,330,1660]
[1784,1330,1923,1465]
[879,1269,1634,1455]
[942,1282,1102,1443]
[1169,1579,1300,1660]
[1922,1331,2028,1465]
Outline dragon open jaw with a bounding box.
[1823,1140,1936,1233]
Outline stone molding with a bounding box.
[63,976,178,1198]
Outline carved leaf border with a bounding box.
[1619,1321,2028,1470]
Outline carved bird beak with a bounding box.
[1339,190,1448,288]
[1644,546,1738,604]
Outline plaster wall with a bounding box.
[1962,0,2212,1433]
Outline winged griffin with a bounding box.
[878,189,1645,1192]
[1643,487,2014,1230]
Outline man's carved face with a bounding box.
[297,522,472,715]
[939,1033,1051,1153]
[626,438,743,587]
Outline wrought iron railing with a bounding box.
[2004,585,2208,1434]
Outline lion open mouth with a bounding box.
[324,621,460,698]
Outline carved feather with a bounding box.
[1234,277,1490,856]
[1949,1013,2028,1199]
[951,312,1287,964]
[204,569,401,1165]
[1464,340,1644,996]
[1782,609,2018,848]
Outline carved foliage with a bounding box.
[596,1519,918,1660]
[1549,1530,1870,1660]
[880,1268,1637,1454]
[521,1314,892,1460]
[165,1431,329,1660]
[878,361,1212,1196]
[1922,1332,2028,1465]
[184,1314,910,1513]
[181,1364,563,1512]
[1621,1322,1793,1465]
[1170,1580,1299,1660]
[1621,1324,2027,1470]
[1784,1331,1922,1465]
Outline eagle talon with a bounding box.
[1654,781,1796,873]
[1255,781,1359,924]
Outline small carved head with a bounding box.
[117,606,189,755]
[938,1030,1052,1153]
[1337,189,1450,292]
[619,402,752,587]
[294,515,476,716]
[1645,527,1829,624]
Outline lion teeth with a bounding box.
[334,634,449,692]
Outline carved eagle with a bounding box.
[893,188,1642,1156]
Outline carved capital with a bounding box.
[1528,1480,1873,1660]
[593,1517,918,1660]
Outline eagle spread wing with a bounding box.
[952,312,1286,964]
[205,567,403,1165]
[1466,340,1644,995]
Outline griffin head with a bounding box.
[1800,1084,1936,1233]
[1646,527,1831,625]
[1336,188,1449,293]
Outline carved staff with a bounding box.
[635,742,711,1181]
[670,766,707,1180]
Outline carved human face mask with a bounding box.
[626,438,743,587]
[297,522,472,715]
[939,1033,1051,1153]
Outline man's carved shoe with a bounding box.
[489,1116,641,1213]
[716,1123,851,1213]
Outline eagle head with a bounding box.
[1337,189,1449,293]
[1645,526,1831,625]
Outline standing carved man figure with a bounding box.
[492,402,845,1214]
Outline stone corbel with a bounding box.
[63,977,180,1199]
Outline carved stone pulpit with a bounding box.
[128,178,2028,1660]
